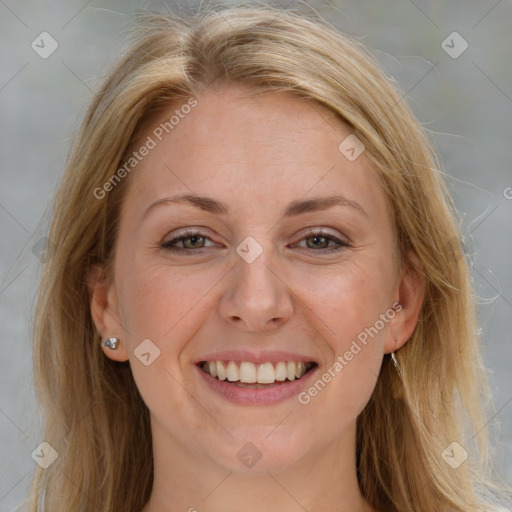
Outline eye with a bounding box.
[294,229,350,253]
[161,228,350,254]
[161,229,217,253]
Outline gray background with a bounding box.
[1,0,511,510]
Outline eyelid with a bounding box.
[292,228,350,252]
[296,227,349,243]
[161,227,219,248]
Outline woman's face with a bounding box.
[92,83,422,473]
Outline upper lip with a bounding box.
[194,350,318,365]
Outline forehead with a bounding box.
[120,83,387,223]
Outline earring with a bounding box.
[391,351,402,378]
[103,337,119,350]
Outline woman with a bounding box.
[27,3,511,512]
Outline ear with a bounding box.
[384,249,426,354]
[87,264,129,362]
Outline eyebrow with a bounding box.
[142,193,368,220]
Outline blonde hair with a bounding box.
[26,3,511,512]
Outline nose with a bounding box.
[218,242,294,332]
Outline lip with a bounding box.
[195,362,319,406]
[194,350,317,365]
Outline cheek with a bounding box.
[118,260,207,338]
[291,261,393,414]
[116,264,213,418]
[291,259,394,347]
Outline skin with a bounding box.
[89,82,425,512]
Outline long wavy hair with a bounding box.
[25,3,511,511]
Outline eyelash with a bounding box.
[161,229,350,254]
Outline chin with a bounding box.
[204,427,312,474]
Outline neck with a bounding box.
[141,419,376,512]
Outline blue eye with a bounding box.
[161,229,350,254]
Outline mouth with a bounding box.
[198,360,318,388]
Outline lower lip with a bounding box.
[196,365,318,405]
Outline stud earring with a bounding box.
[103,337,119,350]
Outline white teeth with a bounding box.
[202,360,312,384]
[208,361,218,378]
[286,361,296,381]
[275,361,287,381]
[216,361,227,381]
[257,362,276,384]
[226,361,239,381]
[239,362,257,383]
